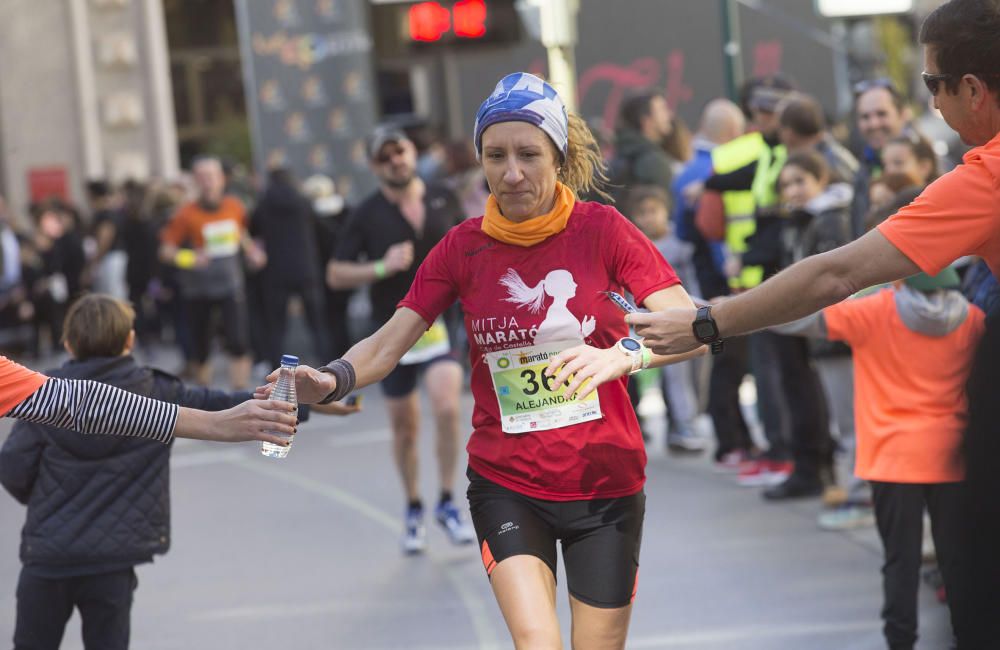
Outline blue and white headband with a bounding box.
[473,72,568,160]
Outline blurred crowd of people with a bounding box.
[0,137,491,389]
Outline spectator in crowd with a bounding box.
[627,0,1000,637]
[777,93,859,184]
[0,195,34,349]
[775,151,864,518]
[880,132,940,188]
[610,89,679,204]
[773,268,983,649]
[0,294,256,650]
[672,98,754,467]
[159,156,265,389]
[29,201,87,352]
[303,174,354,360]
[443,139,491,220]
[662,114,694,167]
[693,76,807,486]
[627,185,708,452]
[251,168,329,367]
[961,257,1000,317]
[850,79,912,237]
[411,122,449,184]
[119,180,164,346]
[866,132,940,236]
[143,180,195,360]
[86,180,127,300]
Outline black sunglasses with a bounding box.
[921,72,953,96]
[922,71,1000,95]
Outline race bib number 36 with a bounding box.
[486,340,603,435]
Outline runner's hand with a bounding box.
[544,345,632,401]
[383,241,415,274]
[259,364,336,405]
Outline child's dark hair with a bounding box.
[625,185,671,219]
[781,150,829,184]
[886,133,940,181]
[62,294,135,360]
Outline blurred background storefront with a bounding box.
[0,0,946,222]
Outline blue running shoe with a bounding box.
[402,506,427,554]
[435,501,475,545]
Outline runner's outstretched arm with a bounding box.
[261,307,428,404]
[627,229,919,355]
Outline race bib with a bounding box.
[486,340,603,435]
[202,220,240,258]
[399,318,451,365]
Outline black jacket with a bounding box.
[251,180,323,285]
[0,356,249,575]
[781,184,854,358]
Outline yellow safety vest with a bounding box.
[751,141,787,211]
[711,132,764,290]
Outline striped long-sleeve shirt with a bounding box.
[7,377,178,443]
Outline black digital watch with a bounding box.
[692,305,725,355]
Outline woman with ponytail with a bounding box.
[278,72,704,648]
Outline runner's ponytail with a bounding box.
[559,113,611,203]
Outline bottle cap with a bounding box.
[280,354,300,366]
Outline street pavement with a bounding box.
[0,366,952,649]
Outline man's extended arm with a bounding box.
[627,229,919,354]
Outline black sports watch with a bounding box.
[692,306,725,355]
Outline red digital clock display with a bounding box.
[409,0,488,42]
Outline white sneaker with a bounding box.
[402,508,427,554]
[435,501,475,545]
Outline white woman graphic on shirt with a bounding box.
[499,268,596,344]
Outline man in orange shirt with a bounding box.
[160,156,265,388]
[624,0,1000,642]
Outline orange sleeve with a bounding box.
[877,162,998,276]
[822,290,888,345]
[160,205,191,246]
[0,356,48,417]
[695,191,726,242]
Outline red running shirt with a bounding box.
[399,201,680,500]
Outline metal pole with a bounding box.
[442,49,464,139]
[547,44,578,113]
[139,0,180,179]
[720,0,744,101]
[532,0,578,112]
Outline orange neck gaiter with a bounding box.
[481,182,576,247]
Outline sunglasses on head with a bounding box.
[853,77,899,98]
[922,71,1000,95]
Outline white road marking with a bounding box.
[231,456,499,650]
